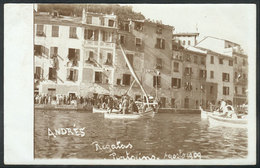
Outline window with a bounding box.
[116,79,121,85]
[156,58,162,69]
[155,38,165,49]
[184,67,192,76]
[34,67,42,79]
[156,25,162,34]
[219,58,223,64]
[184,82,192,91]
[171,98,175,108]
[210,71,214,79]
[105,53,113,65]
[188,40,191,45]
[201,57,205,65]
[34,45,49,57]
[136,38,142,47]
[48,67,57,80]
[102,31,113,42]
[242,88,246,94]
[69,27,77,38]
[229,60,233,66]
[126,54,133,67]
[86,16,92,24]
[210,56,214,64]
[223,86,229,95]
[183,40,186,45]
[123,74,131,85]
[120,35,125,44]
[50,47,58,58]
[134,22,143,31]
[36,24,44,36]
[243,74,247,80]
[94,71,102,83]
[234,72,238,79]
[67,69,78,81]
[153,76,161,88]
[173,62,179,72]
[234,57,237,64]
[52,26,59,37]
[171,78,181,88]
[186,54,191,62]
[243,59,246,66]
[34,45,42,55]
[194,56,197,63]
[108,20,115,27]
[68,48,80,66]
[120,22,129,31]
[222,73,230,82]
[235,86,238,94]
[200,70,207,79]
[210,86,214,94]
[84,29,98,41]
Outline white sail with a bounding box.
[119,45,149,105]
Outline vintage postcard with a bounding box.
[4,3,256,165]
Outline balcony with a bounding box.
[234,79,248,85]
[83,40,115,48]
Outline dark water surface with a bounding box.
[34,109,248,159]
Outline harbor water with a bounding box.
[34,109,248,159]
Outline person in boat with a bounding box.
[107,97,114,114]
[128,98,134,114]
[122,96,129,114]
[219,99,226,113]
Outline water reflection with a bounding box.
[35,110,248,159]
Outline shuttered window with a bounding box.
[69,27,77,38]
[52,26,59,37]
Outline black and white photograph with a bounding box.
[4,3,256,165]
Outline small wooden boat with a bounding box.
[93,107,119,113]
[208,113,248,128]
[104,107,155,119]
[200,106,210,119]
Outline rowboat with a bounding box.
[104,106,155,119]
[207,113,248,128]
[200,106,211,119]
[92,107,119,113]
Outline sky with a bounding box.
[128,4,255,53]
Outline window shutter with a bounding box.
[74,27,77,37]
[74,69,78,81]
[153,76,156,87]
[67,69,70,80]
[76,49,80,61]
[50,47,54,58]
[162,39,165,49]
[41,68,44,79]
[69,27,73,37]
[94,30,99,41]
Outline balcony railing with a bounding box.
[83,40,115,48]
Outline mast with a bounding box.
[119,45,150,105]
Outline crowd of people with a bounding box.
[34,93,159,114]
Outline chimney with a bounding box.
[82,8,86,24]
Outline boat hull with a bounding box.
[104,108,155,119]
[104,113,141,119]
[208,114,247,128]
[93,107,119,113]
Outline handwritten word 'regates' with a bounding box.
[48,125,85,138]
[91,141,201,160]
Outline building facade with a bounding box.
[34,11,248,109]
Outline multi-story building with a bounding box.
[127,20,174,107]
[196,36,247,106]
[34,10,118,99]
[181,47,207,109]
[172,32,199,48]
